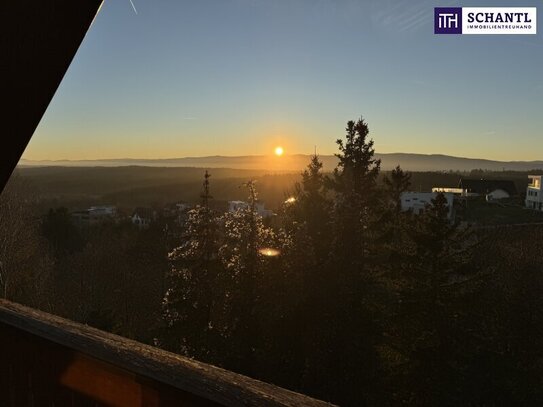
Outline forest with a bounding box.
[1,118,543,406]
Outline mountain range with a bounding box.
[18,153,543,172]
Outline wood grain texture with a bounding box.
[0,299,336,406]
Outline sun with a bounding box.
[274,146,284,156]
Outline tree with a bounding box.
[379,164,413,270]
[276,154,334,390]
[302,118,387,404]
[162,171,222,361]
[327,117,382,271]
[0,175,52,309]
[217,180,276,374]
[42,207,84,258]
[288,153,332,263]
[383,165,411,213]
[386,193,479,404]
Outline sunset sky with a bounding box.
[23,0,542,162]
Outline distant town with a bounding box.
[65,173,543,231]
[69,200,276,230]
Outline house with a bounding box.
[432,187,478,197]
[88,205,117,224]
[71,210,91,227]
[228,200,275,218]
[458,178,517,198]
[162,202,191,220]
[432,187,465,195]
[175,202,191,212]
[485,189,510,202]
[89,205,117,217]
[131,207,155,229]
[526,175,543,211]
[400,192,455,220]
[71,205,117,227]
[228,201,249,212]
[255,203,275,218]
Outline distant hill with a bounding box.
[19,153,543,172]
[11,166,301,211]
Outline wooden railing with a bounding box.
[0,300,334,407]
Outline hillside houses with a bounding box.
[68,198,277,231]
[403,177,524,222]
[458,178,518,201]
[432,178,519,201]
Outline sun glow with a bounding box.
[274,146,284,156]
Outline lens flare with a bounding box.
[259,247,281,257]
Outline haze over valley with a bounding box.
[19,152,543,172]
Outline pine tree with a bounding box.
[162,170,221,361]
[218,180,276,374]
[278,153,335,391]
[388,192,479,404]
[327,117,382,271]
[286,153,331,264]
[306,118,386,404]
[383,165,411,213]
[379,164,413,269]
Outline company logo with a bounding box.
[434,7,537,34]
[435,7,462,34]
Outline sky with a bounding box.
[23,0,543,161]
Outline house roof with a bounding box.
[133,207,154,219]
[458,178,517,195]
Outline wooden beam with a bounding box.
[0,1,103,192]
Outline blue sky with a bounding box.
[24,0,543,161]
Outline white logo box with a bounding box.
[462,7,537,34]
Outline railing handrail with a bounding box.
[0,299,335,407]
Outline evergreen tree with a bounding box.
[162,170,221,361]
[383,165,411,213]
[285,153,331,264]
[379,165,413,271]
[309,118,386,404]
[387,192,478,404]
[279,153,334,391]
[42,207,84,258]
[327,117,382,271]
[217,180,276,374]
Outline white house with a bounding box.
[432,187,465,195]
[228,200,274,218]
[400,192,454,219]
[72,205,117,227]
[131,213,150,229]
[432,187,479,198]
[88,205,117,223]
[485,189,510,202]
[228,201,249,212]
[175,202,191,212]
[255,203,275,218]
[131,207,155,229]
[89,205,117,217]
[526,175,543,211]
